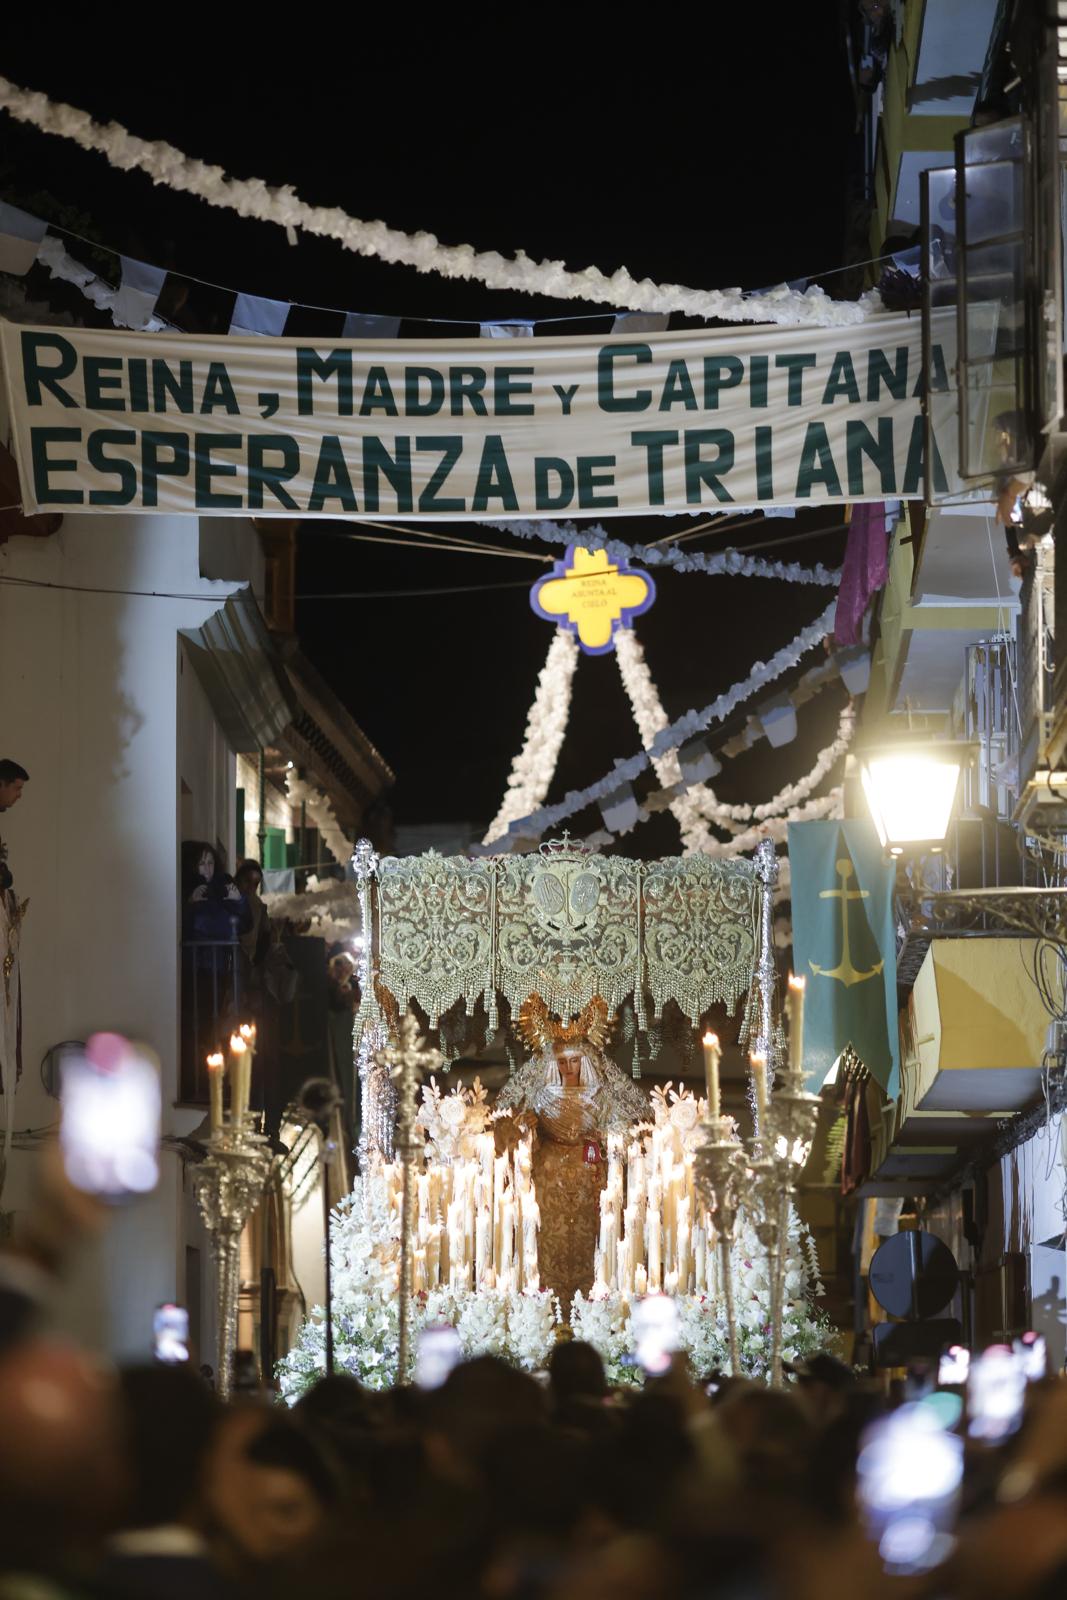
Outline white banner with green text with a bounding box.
[0,312,950,518]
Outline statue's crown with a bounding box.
[516,993,612,1053]
[539,831,592,858]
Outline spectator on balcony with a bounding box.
[234,859,271,970]
[183,843,250,952]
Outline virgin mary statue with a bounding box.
[494,996,647,1310]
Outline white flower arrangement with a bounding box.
[278,1284,564,1397]
[566,1206,834,1387]
[506,1288,563,1371]
[650,1081,708,1155]
[415,1075,491,1162]
[569,1288,637,1388]
[279,1094,836,1400]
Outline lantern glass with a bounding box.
[860,750,962,851]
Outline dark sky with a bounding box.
[2,19,858,841]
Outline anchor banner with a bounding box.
[1,311,947,518]
[788,819,899,1096]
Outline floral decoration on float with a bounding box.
[278,1076,833,1399]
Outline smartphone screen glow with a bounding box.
[415,1325,462,1389]
[631,1293,680,1376]
[153,1304,189,1364]
[60,1034,161,1200]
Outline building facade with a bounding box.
[0,476,390,1365]
[829,0,1067,1368]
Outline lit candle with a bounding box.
[228,1032,249,1120]
[750,1051,768,1131]
[446,1199,461,1279]
[475,1207,490,1288]
[671,1168,684,1274]
[522,1196,539,1289]
[634,1263,648,1297]
[426,1223,441,1288]
[647,1204,661,1291]
[617,1238,631,1297]
[206,1051,225,1133]
[676,1196,690,1293]
[702,1032,721,1117]
[788,974,806,1078]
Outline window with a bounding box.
[956,118,1031,480]
[922,163,965,502]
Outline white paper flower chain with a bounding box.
[483,629,579,844]
[636,790,845,860]
[581,792,842,863]
[485,625,850,856]
[694,705,853,828]
[481,520,840,589]
[498,601,837,842]
[285,771,351,869]
[614,628,715,854]
[613,631,853,842]
[34,233,169,331]
[0,77,880,330]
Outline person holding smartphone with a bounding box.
[0,1031,159,1353]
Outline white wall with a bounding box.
[0,511,254,1358]
[179,640,237,867]
[290,1175,327,1314]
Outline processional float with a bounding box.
[350,833,821,1385]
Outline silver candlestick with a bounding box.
[693,1112,747,1377]
[760,1071,820,1387]
[352,840,396,1167]
[190,1121,273,1400]
[376,1012,442,1384]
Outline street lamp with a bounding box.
[859,744,966,856]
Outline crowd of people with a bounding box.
[3,1142,1067,1600]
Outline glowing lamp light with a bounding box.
[859,746,964,855]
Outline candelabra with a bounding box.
[759,1069,820,1387]
[693,1112,747,1376]
[352,839,396,1166]
[377,1011,442,1384]
[190,1118,273,1400]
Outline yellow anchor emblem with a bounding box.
[808,858,884,988]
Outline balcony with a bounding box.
[894,815,1030,994]
[181,931,245,1107]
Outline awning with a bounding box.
[180,588,297,752]
[903,938,1049,1116]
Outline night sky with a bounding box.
[1,20,858,842]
